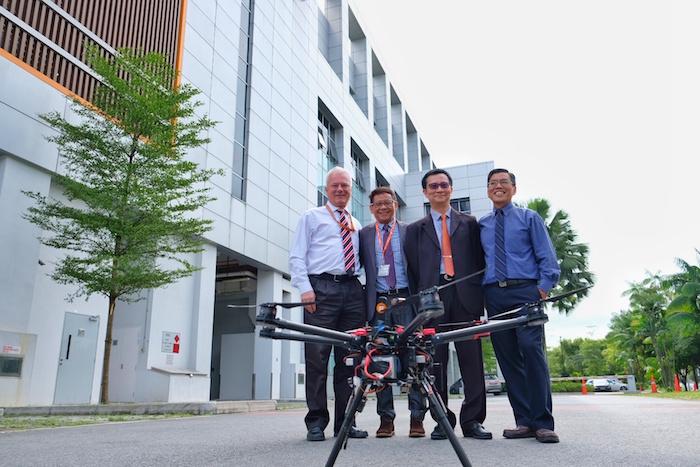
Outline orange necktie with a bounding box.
[441,213,455,277]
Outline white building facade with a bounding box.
[0,0,492,406]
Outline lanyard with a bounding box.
[375,221,396,256]
[325,204,355,232]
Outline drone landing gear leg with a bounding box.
[420,378,472,467]
[324,379,368,467]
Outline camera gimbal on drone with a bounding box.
[254,273,590,467]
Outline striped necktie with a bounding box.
[495,208,507,281]
[338,210,355,273]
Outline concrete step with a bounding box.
[0,400,286,417]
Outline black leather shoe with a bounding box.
[463,422,492,440]
[307,426,325,441]
[430,425,448,440]
[335,427,369,439]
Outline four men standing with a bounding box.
[290,165,561,444]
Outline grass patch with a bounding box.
[0,413,194,431]
[276,402,306,411]
[631,391,700,401]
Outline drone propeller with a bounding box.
[487,285,593,320]
[227,304,258,309]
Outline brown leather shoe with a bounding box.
[376,417,395,438]
[503,426,535,439]
[409,418,425,438]
[535,429,559,443]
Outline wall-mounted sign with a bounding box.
[1,344,21,355]
[161,332,181,354]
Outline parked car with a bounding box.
[449,375,506,395]
[586,378,628,392]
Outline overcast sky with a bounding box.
[352,0,700,345]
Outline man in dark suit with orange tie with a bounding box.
[403,168,491,441]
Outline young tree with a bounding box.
[525,198,595,314]
[23,46,219,403]
[624,274,674,387]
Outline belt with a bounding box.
[377,287,409,296]
[310,273,358,283]
[486,279,537,288]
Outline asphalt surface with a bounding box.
[1,393,698,466]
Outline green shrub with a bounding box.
[550,381,583,392]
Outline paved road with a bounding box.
[1,394,698,466]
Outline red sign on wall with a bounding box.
[161,331,181,354]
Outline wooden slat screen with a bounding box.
[0,0,183,101]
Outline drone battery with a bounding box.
[370,355,399,380]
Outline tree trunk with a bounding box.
[100,294,117,404]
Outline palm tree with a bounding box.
[624,274,674,387]
[525,198,595,314]
[664,250,700,389]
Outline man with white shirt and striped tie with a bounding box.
[289,166,368,442]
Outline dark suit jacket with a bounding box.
[403,208,485,320]
[359,220,409,323]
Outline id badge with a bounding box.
[378,264,390,277]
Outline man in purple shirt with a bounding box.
[479,168,561,444]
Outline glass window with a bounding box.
[232,174,244,200]
[239,29,250,60]
[0,356,22,377]
[234,114,247,146]
[240,5,251,29]
[236,78,248,116]
[233,142,245,175]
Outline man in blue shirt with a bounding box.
[359,186,427,438]
[479,168,561,444]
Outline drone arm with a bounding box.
[432,306,548,346]
[259,328,352,349]
[256,315,357,344]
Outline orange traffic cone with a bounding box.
[650,374,658,393]
[581,378,588,395]
[674,374,682,392]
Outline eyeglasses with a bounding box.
[488,179,513,188]
[329,183,351,190]
[371,201,395,207]
[427,182,451,190]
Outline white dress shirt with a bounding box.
[289,202,362,294]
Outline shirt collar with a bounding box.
[327,201,347,214]
[377,218,396,229]
[493,202,514,214]
[430,208,451,222]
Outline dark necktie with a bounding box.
[382,224,396,289]
[495,209,507,281]
[338,210,355,273]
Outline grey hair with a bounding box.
[325,166,353,185]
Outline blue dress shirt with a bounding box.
[374,221,409,291]
[479,203,560,292]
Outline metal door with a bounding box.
[54,312,99,404]
[219,333,254,400]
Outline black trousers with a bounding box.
[303,276,366,434]
[484,282,554,431]
[372,291,427,422]
[429,281,487,431]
